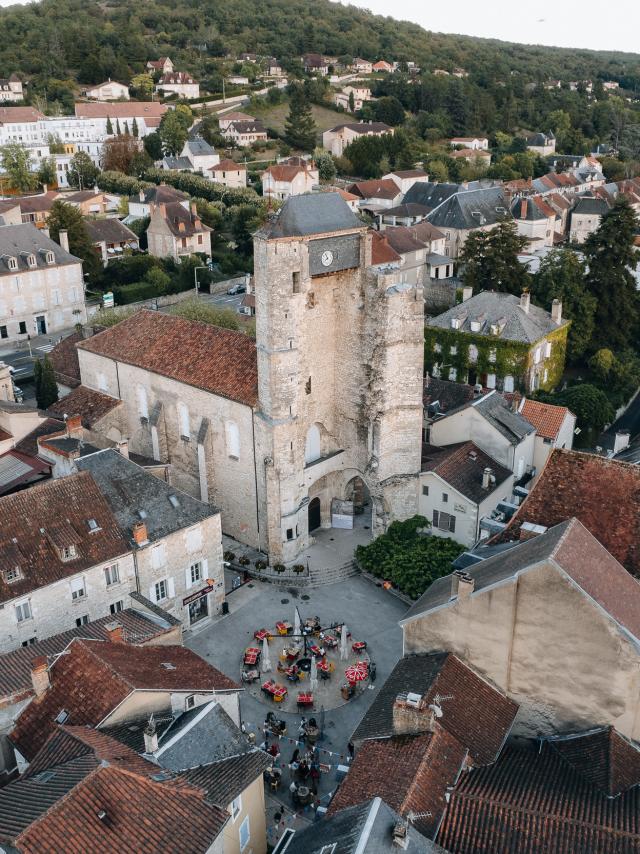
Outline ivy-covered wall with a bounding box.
[424,322,569,392]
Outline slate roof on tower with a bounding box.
[262,192,362,238]
[76,310,258,406]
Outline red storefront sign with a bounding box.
[183,583,214,606]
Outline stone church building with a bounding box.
[69,193,424,562]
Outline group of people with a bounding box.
[261,713,326,806]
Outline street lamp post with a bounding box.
[194,265,207,299]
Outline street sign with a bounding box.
[103,292,114,308]
[182,583,214,607]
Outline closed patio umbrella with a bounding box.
[340,624,349,661]
[310,654,318,690]
[294,607,301,638]
[261,636,271,672]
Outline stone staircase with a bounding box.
[308,559,360,587]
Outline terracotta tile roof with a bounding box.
[48,386,122,428]
[550,726,640,797]
[0,106,44,124]
[210,158,246,171]
[421,441,513,502]
[77,310,259,406]
[13,765,228,854]
[409,219,446,243]
[384,225,427,254]
[496,449,640,576]
[0,608,175,703]
[75,101,169,119]
[11,639,239,760]
[519,398,571,440]
[328,729,467,837]
[335,188,359,201]
[159,71,196,85]
[24,725,156,780]
[48,330,82,388]
[17,191,59,214]
[265,164,307,182]
[437,736,640,854]
[155,200,211,238]
[347,178,400,200]
[0,472,129,606]
[219,111,254,122]
[352,652,518,766]
[370,230,401,265]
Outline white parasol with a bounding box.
[261,636,271,672]
[310,654,318,689]
[340,624,349,661]
[294,606,301,638]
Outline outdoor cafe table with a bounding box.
[262,680,288,702]
[309,644,325,658]
[352,640,367,653]
[316,659,330,673]
[254,628,271,642]
[276,621,292,635]
[297,691,314,708]
[284,645,302,661]
[321,634,338,648]
[244,647,261,665]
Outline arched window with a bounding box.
[225,420,240,459]
[304,424,321,464]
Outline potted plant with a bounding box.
[238,556,250,566]
[292,563,305,575]
[223,550,236,563]
[255,559,267,571]
[273,563,286,574]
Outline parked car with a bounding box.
[227,284,246,295]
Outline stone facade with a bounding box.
[1,551,136,652]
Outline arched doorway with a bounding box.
[308,497,321,533]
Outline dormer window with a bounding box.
[87,518,100,533]
[4,566,21,583]
[61,544,77,561]
[27,254,36,268]
[7,256,17,271]
[450,317,461,330]
[45,251,55,264]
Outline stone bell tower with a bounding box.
[253,193,423,563]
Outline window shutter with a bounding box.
[185,566,192,589]
[167,577,175,598]
[149,583,156,601]
[449,514,456,533]
[432,510,439,527]
[202,558,209,581]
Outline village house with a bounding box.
[84,217,139,265]
[146,201,212,261]
[346,178,403,211]
[511,194,558,248]
[217,111,255,132]
[401,517,640,743]
[125,184,189,221]
[303,53,329,75]
[333,85,373,112]
[569,194,610,243]
[425,290,570,393]
[162,136,219,174]
[84,79,130,101]
[146,57,174,75]
[73,449,225,630]
[351,58,373,74]
[264,57,283,77]
[450,148,492,167]
[221,118,268,147]
[322,121,393,156]
[518,398,575,474]
[0,471,136,651]
[372,60,393,72]
[449,136,489,150]
[420,441,515,546]
[425,381,536,479]
[61,188,109,216]
[16,190,59,227]
[69,193,425,562]
[0,224,86,344]
[425,185,511,259]
[526,131,556,156]
[209,158,247,188]
[0,725,231,853]
[262,158,319,200]
[0,74,24,103]
[156,71,200,100]
[383,168,430,195]
[74,101,169,137]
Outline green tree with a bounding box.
[531,249,595,362]
[47,200,101,281]
[460,221,529,295]
[313,149,336,182]
[426,159,448,182]
[68,151,99,189]
[37,157,57,188]
[0,143,36,192]
[583,198,640,352]
[159,111,188,156]
[171,298,240,330]
[284,83,317,151]
[132,117,139,138]
[130,73,154,100]
[559,384,615,433]
[373,96,405,126]
[106,116,113,135]
[232,204,267,254]
[348,90,355,113]
[143,132,163,161]
[35,356,59,409]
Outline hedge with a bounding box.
[97,171,153,196]
[142,167,263,208]
[113,281,160,304]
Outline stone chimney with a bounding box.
[613,430,630,455]
[42,183,48,194]
[392,692,437,736]
[139,189,145,203]
[143,718,158,754]
[462,285,473,302]
[551,299,562,325]
[190,201,197,216]
[104,621,124,644]
[159,202,167,218]
[65,414,83,439]
[519,521,548,541]
[58,229,69,253]
[31,656,50,697]
[520,291,530,313]
[116,439,129,459]
[482,467,492,490]
[132,520,149,546]
[450,569,475,599]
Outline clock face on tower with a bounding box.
[309,235,360,276]
[321,250,334,267]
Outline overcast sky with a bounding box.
[347,0,640,54]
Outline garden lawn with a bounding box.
[250,101,346,144]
